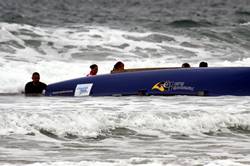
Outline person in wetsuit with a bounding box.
[199,61,208,67]
[111,61,125,73]
[86,64,98,76]
[25,72,47,95]
[181,63,191,68]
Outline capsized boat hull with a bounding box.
[45,67,250,96]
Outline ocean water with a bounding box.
[0,0,250,165]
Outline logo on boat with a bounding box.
[152,81,194,92]
[74,83,93,96]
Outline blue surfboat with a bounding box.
[45,67,250,96]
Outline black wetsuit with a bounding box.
[25,81,47,94]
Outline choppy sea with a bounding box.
[1,0,250,165]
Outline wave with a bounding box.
[36,126,139,141]
[0,159,247,166]
[168,19,214,28]
[228,125,250,134]
[1,12,25,24]
[0,104,250,139]
[124,33,175,43]
[235,11,250,16]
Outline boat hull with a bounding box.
[45,67,250,96]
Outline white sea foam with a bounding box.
[204,160,248,166]
[0,96,249,137]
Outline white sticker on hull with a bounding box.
[74,83,93,96]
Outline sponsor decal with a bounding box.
[74,83,93,96]
[152,81,194,92]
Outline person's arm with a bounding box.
[43,83,47,90]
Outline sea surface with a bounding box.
[0,0,250,165]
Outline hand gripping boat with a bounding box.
[45,67,250,97]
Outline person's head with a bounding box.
[90,64,98,75]
[182,63,190,68]
[113,61,124,71]
[199,61,208,67]
[32,72,40,84]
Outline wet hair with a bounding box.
[32,72,40,77]
[199,61,208,67]
[113,61,124,70]
[90,64,98,69]
[181,63,190,68]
